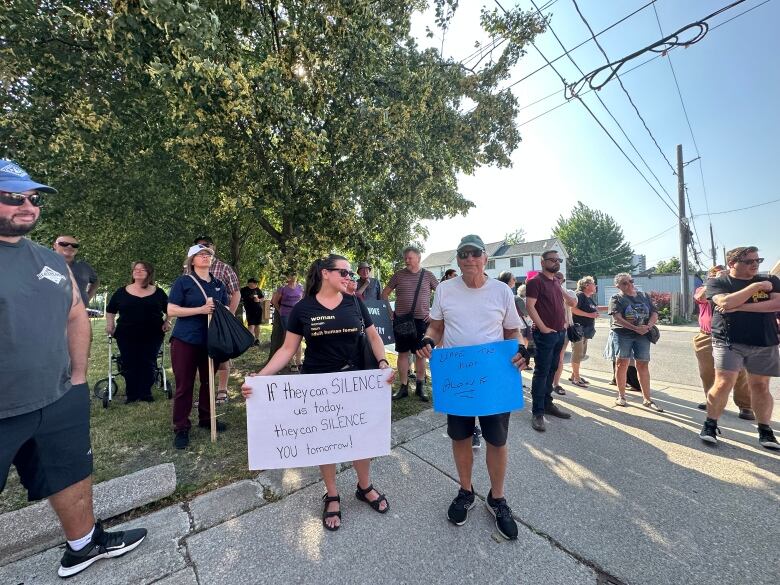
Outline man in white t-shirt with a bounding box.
[416,234,526,541]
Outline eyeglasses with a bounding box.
[0,191,44,207]
[457,249,484,259]
[543,258,560,263]
[56,241,80,249]
[738,258,764,265]
[326,268,356,279]
[618,279,634,286]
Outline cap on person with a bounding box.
[358,262,371,269]
[456,234,486,252]
[187,244,214,258]
[247,277,259,283]
[193,235,213,245]
[0,160,57,193]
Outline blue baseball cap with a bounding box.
[0,160,57,194]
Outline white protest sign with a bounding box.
[245,369,392,470]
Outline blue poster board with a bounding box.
[430,340,524,416]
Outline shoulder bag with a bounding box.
[392,270,426,346]
[351,295,379,370]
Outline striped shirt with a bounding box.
[386,268,438,319]
[210,258,239,296]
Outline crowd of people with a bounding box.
[2,160,778,578]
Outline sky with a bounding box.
[411,0,780,270]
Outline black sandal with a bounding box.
[322,493,341,531]
[355,483,389,514]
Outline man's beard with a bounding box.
[543,265,558,274]
[0,214,38,237]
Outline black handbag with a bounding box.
[646,325,660,344]
[567,323,585,343]
[392,270,426,345]
[352,296,379,370]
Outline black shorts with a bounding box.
[394,318,428,353]
[246,311,262,326]
[447,412,511,447]
[0,384,93,501]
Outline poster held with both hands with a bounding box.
[245,369,392,470]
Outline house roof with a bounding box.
[421,237,567,267]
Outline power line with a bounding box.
[691,197,780,218]
[568,0,751,98]
[504,0,660,93]
[526,0,679,212]
[571,0,677,177]
[493,0,678,218]
[573,224,678,269]
[514,1,772,126]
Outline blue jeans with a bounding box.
[531,330,566,416]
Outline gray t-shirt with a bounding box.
[0,238,73,418]
[70,259,98,306]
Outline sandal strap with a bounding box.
[322,493,341,503]
[323,511,342,518]
[356,483,374,496]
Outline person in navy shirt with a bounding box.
[167,244,229,449]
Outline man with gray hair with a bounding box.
[383,245,438,401]
[701,246,780,449]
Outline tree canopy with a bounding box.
[1,0,545,290]
[553,202,633,280]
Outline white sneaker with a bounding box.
[615,396,627,407]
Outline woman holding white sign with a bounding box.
[242,254,394,531]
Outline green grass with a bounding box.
[0,319,430,514]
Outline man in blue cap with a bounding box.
[0,160,147,577]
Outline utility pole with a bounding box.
[709,224,717,268]
[677,144,690,318]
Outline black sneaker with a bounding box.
[544,402,571,419]
[486,490,518,540]
[699,419,721,445]
[758,426,780,450]
[447,487,476,526]
[472,426,482,449]
[174,430,189,449]
[58,521,147,578]
[392,384,408,400]
[198,420,228,432]
[415,381,429,402]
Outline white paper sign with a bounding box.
[245,369,392,470]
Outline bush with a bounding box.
[649,291,671,312]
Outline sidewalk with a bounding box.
[3,372,778,585]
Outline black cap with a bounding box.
[247,278,259,283]
[193,235,213,245]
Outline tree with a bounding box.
[504,228,526,245]
[1,1,546,290]
[653,257,696,274]
[553,202,633,280]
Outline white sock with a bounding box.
[67,526,95,551]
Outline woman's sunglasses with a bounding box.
[0,191,44,207]
[326,268,357,279]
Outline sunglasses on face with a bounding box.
[0,191,44,207]
[56,241,80,249]
[457,249,484,259]
[544,258,560,263]
[619,279,634,286]
[738,258,764,265]
[326,268,356,279]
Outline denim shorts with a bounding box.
[613,332,651,361]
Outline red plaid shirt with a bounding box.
[209,258,239,296]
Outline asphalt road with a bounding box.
[566,321,780,397]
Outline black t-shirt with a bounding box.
[107,287,168,340]
[707,274,780,347]
[609,292,656,337]
[240,286,264,316]
[287,294,374,374]
[573,292,599,327]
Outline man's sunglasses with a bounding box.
[326,268,357,279]
[618,279,634,285]
[0,191,44,207]
[738,258,764,265]
[56,241,80,249]
[457,249,484,259]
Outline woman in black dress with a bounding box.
[242,254,394,531]
[106,261,169,402]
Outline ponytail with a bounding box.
[304,254,349,297]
